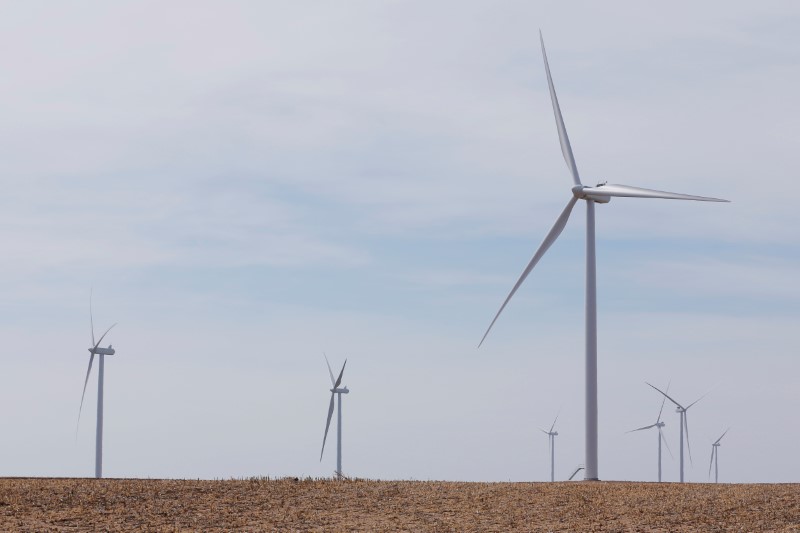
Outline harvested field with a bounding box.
[1,477,798,532]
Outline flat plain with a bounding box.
[1,477,798,531]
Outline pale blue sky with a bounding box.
[0,1,798,482]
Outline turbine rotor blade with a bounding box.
[715,427,730,445]
[549,413,559,434]
[540,31,581,186]
[684,413,693,465]
[93,323,117,352]
[656,380,671,423]
[685,392,709,411]
[645,382,684,410]
[627,423,657,433]
[77,353,95,432]
[320,393,335,461]
[659,427,674,459]
[708,446,715,479]
[581,184,729,202]
[478,197,578,347]
[323,353,335,387]
[89,289,95,347]
[334,359,347,389]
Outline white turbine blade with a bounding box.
[334,359,347,388]
[77,353,95,432]
[323,353,335,387]
[627,423,657,433]
[478,197,578,347]
[93,323,117,352]
[656,380,671,423]
[89,289,95,347]
[549,413,559,434]
[540,31,581,186]
[685,392,709,411]
[659,427,674,459]
[715,427,730,445]
[708,446,715,479]
[539,427,549,435]
[645,382,684,410]
[684,413,693,465]
[320,393,335,461]
[582,184,729,202]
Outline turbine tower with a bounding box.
[628,383,672,482]
[77,293,117,478]
[478,32,728,481]
[540,414,559,482]
[320,354,349,478]
[647,382,705,482]
[709,428,730,483]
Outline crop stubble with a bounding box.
[1,478,798,531]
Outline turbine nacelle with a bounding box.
[572,184,611,203]
[331,386,349,394]
[89,345,115,356]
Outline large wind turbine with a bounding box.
[540,414,559,482]
[628,383,673,482]
[478,32,728,481]
[647,382,705,482]
[320,355,349,478]
[708,428,730,483]
[77,293,117,479]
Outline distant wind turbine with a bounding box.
[709,428,730,483]
[628,382,673,482]
[540,414,559,482]
[477,32,728,481]
[320,354,349,478]
[77,292,117,478]
[647,382,706,482]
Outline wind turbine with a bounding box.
[628,383,673,482]
[320,354,349,478]
[77,293,117,479]
[540,414,559,482]
[646,382,705,482]
[709,428,730,483]
[478,32,728,481]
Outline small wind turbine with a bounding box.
[320,354,349,478]
[477,32,728,481]
[708,428,730,483]
[628,383,673,482]
[77,292,117,479]
[647,382,705,482]
[540,414,559,482]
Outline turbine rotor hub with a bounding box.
[571,184,611,204]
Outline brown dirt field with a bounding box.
[0,478,798,532]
